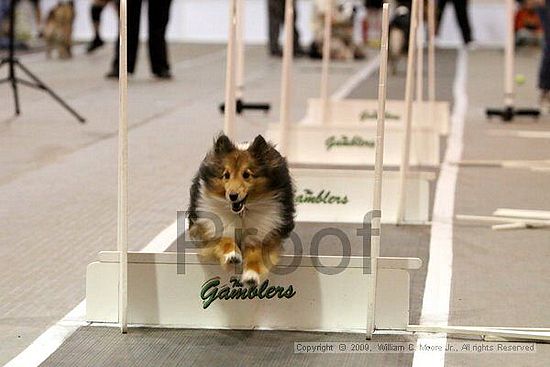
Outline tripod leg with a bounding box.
[11,72,20,115]
[15,61,86,123]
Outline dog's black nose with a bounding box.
[229,193,238,202]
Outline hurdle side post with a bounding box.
[223,0,238,139]
[397,0,419,223]
[235,0,245,101]
[416,0,424,102]
[428,0,436,103]
[278,0,295,155]
[320,0,333,125]
[504,0,515,108]
[366,3,390,340]
[117,0,129,334]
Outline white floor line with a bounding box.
[140,219,179,253]
[411,48,468,367]
[4,220,180,367]
[331,55,381,100]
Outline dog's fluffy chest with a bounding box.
[195,185,283,245]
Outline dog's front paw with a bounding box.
[224,250,242,265]
[241,269,260,287]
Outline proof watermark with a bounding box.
[293,341,537,354]
[177,210,379,276]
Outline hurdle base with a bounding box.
[485,106,540,122]
[408,325,550,343]
[219,98,271,114]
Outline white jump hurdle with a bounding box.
[267,121,440,167]
[87,2,428,337]
[303,98,450,136]
[269,0,436,224]
[87,252,421,332]
[266,0,449,170]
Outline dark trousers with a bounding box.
[436,0,472,44]
[537,0,550,91]
[268,0,301,52]
[112,0,172,74]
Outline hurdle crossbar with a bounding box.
[408,325,550,343]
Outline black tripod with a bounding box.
[0,0,85,122]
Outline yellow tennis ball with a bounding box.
[515,74,526,85]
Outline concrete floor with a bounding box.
[1,43,550,366]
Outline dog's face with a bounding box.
[200,134,287,214]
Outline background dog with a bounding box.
[309,0,365,60]
[188,134,295,287]
[389,2,412,74]
[44,1,75,59]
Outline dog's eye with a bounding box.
[242,171,250,179]
[223,172,230,179]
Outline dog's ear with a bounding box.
[213,134,236,155]
[248,135,270,157]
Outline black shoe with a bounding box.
[293,47,306,58]
[269,49,283,57]
[153,69,173,80]
[87,37,105,54]
[105,69,119,79]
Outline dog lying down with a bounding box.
[188,134,295,287]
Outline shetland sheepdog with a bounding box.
[309,0,365,60]
[188,134,295,286]
[44,1,75,59]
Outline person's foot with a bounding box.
[269,48,283,57]
[293,47,306,58]
[540,90,550,114]
[105,69,119,79]
[465,40,479,51]
[87,37,105,54]
[153,69,173,80]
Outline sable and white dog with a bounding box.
[188,134,295,286]
[44,1,75,59]
[309,0,365,60]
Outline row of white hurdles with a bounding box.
[86,0,550,344]
[263,0,449,225]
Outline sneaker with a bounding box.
[87,37,105,54]
[153,69,173,80]
[105,69,119,79]
[269,49,283,57]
